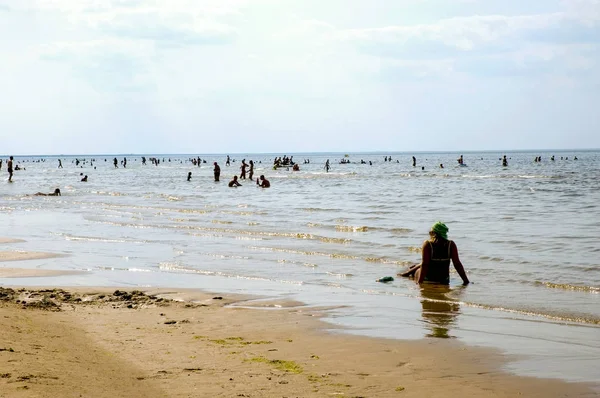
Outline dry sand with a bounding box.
[0,286,597,398]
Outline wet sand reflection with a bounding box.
[420,284,462,339]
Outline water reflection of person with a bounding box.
[420,284,461,339]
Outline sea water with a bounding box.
[1,151,599,383]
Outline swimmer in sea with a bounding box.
[214,162,221,182]
[81,175,88,182]
[34,188,61,196]
[240,159,248,179]
[248,160,254,180]
[228,175,242,187]
[399,221,469,286]
[257,175,270,188]
[7,156,14,182]
[187,172,192,181]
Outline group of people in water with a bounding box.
[17,151,573,287]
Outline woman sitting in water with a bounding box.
[34,188,61,196]
[399,222,469,285]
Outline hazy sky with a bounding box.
[1,0,599,155]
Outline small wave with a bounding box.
[457,301,600,325]
[326,272,353,278]
[63,234,147,244]
[301,207,341,212]
[127,268,152,273]
[534,281,600,294]
[390,228,413,234]
[336,225,369,232]
[157,262,303,285]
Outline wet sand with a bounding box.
[0,250,63,263]
[0,286,597,398]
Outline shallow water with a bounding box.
[1,151,599,383]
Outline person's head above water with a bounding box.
[54,188,61,195]
[429,221,448,240]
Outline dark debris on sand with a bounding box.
[0,287,173,311]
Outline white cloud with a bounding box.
[336,8,599,58]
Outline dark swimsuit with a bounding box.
[424,239,452,284]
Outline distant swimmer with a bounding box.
[257,175,270,188]
[81,175,88,182]
[412,156,416,167]
[58,159,63,168]
[7,156,14,182]
[187,172,192,182]
[440,164,444,169]
[226,155,231,166]
[502,155,508,167]
[457,155,464,165]
[398,221,470,286]
[292,164,300,171]
[228,176,242,187]
[113,157,118,168]
[34,188,61,196]
[325,159,330,172]
[214,162,221,182]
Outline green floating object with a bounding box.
[377,276,394,283]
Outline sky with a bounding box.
[1,0,599,155]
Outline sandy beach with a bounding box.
[0,282,597,398]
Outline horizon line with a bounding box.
[2,148,599,158]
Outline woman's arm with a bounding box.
[450,241,470,285]
[417,240,431,284]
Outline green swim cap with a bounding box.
[431,221,449,239]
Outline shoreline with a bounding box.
[0,285,597,397]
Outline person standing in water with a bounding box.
[325,159,330,172]
[248,160,255,180]
[58,159,63,168]
[502,155,508,167]
[7,156,14,182]
[240,159,248,179]
[412,156,417,167]
[113,157,118,168]
[226,155,231,166]
[187,172,192,181]
[399,222,469,286]
[214,162,221,182]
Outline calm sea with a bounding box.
[1,150,599,383]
